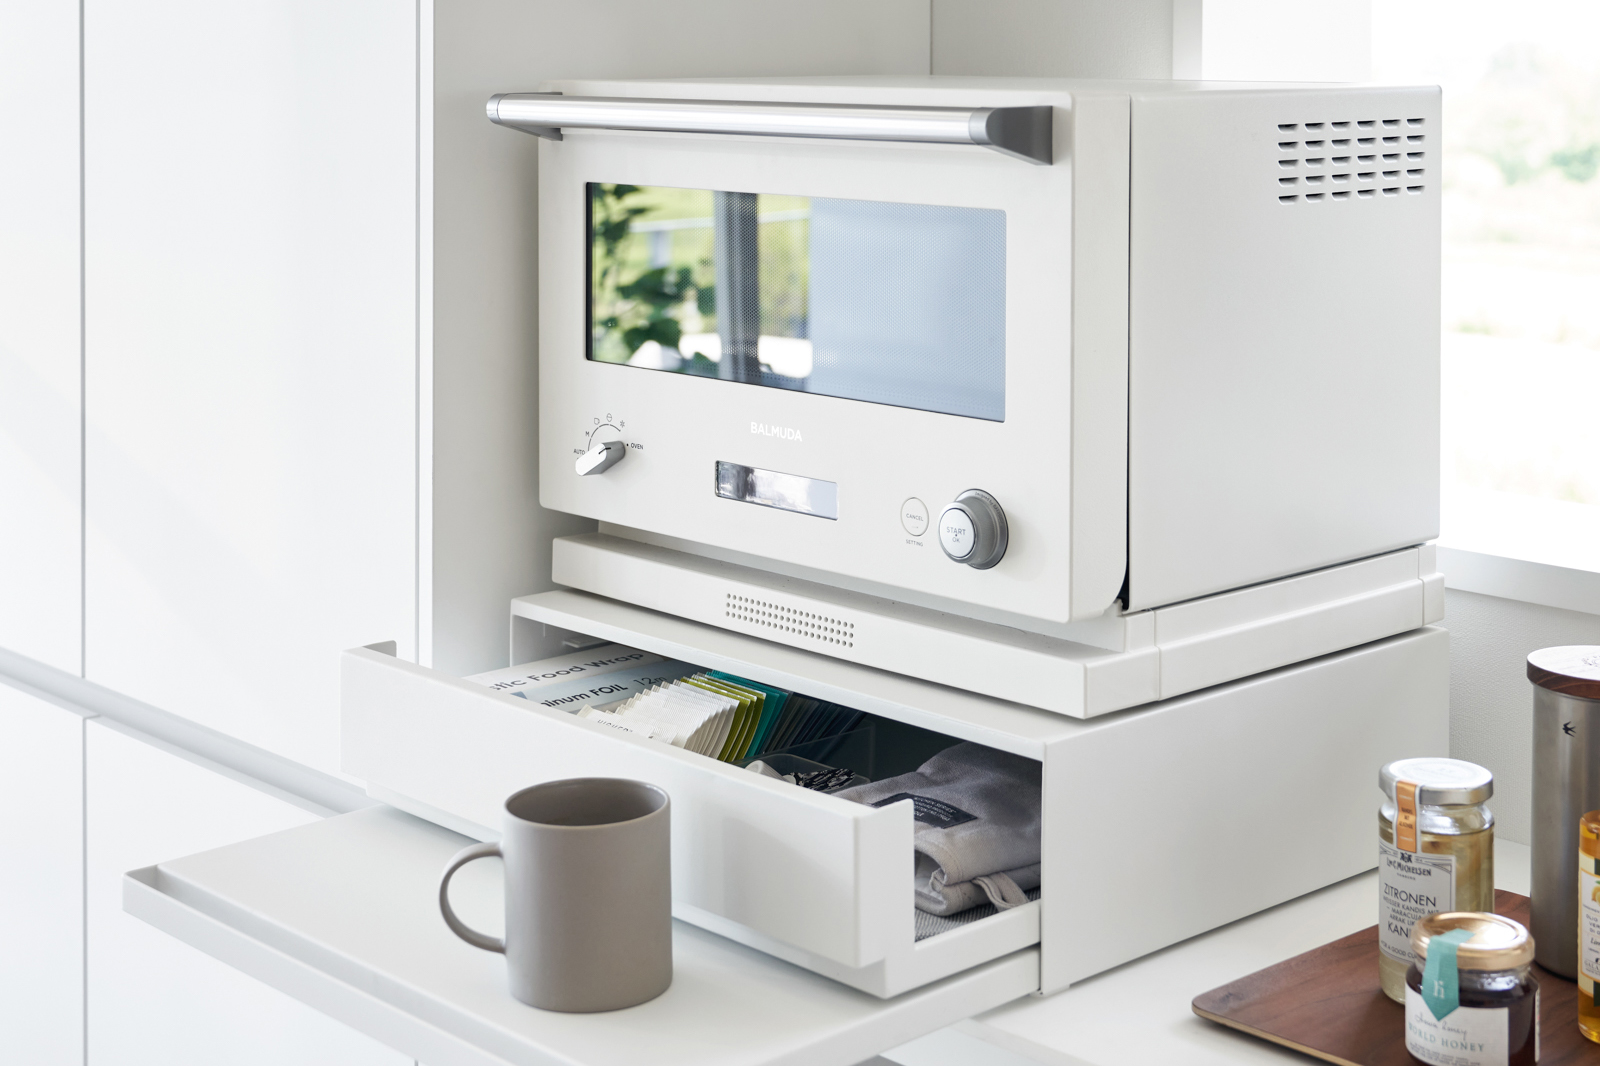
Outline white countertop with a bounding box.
[128,793,1534,1066]
[888,840,1533,1066]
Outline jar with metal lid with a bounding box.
[1404,912,1538,1066]
[1379,758,1495,1002]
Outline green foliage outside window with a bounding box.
[589,184,717,363]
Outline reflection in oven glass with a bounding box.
[587,183,1005,421]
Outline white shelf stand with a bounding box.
[124,806,1040,1066]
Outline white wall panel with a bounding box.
[86,720,410,1066]
[84,0,418,773]
[931,0,1372,82]
[0,0,82,671]
[1445,589,1600,846]
[1199,0,1372,82]
[0,684,84,1066]
[932,0,1179,78]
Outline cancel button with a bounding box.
[900,498,929,537]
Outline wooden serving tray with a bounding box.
[1193,890,1597,1065]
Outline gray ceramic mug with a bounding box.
[438,778,672,1012]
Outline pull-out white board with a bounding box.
[123,806,1040,1066]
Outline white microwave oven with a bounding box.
[501,77,1440,629]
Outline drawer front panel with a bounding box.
[342,649,909,968]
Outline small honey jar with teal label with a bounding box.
[1405,912,1538,1066]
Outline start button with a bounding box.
[900,498,929,537]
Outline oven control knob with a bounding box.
[937,490,1008,569]
[576,440,626,476]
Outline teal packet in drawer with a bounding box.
[466,644,697,712]
[708,671,790,758]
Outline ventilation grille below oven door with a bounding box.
[725,593,856,649]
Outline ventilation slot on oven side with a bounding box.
[726,593,856,648]
[1275,117,1426,203]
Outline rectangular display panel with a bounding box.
[715,461,838,520]
[587,184,1005,421]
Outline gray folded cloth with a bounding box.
[835,742,1041,916]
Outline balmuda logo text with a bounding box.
[751,422,803,442]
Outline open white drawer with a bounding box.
[344,589,1450,998]
[344,631,1049,999]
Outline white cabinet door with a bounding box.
[86,720,411,1066]
[0,684,84,1066]
[0,0,81,671]
[82,0,418,774]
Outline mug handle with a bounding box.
[438,841,506,953]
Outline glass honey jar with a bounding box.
[1580,810,1600,1042]
[1379,758,1495,1003]
[1405,912,1538,1066]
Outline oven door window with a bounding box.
[587,184,1005,421]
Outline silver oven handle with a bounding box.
[486,94,1052,165]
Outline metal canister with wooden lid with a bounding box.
[1530,645,1600,978]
